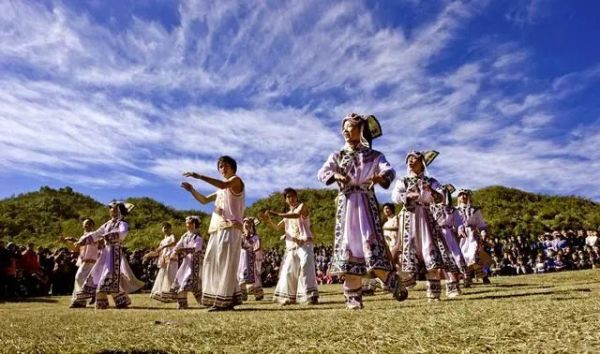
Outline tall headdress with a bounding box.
[456,189,472,204]
[441,184,456,206]
[405,150,439,175]
[108,200,135,219]
[243,217,260,233]
[341,113,382,148]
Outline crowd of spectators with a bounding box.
[1,228,598,301]
[485,229,600,276]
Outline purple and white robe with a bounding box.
[391,175,460,283]
[169,231,204,306]
[317,146,396,277]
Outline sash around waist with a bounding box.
[339,184,372,195]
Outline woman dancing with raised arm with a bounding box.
[181,155,245,311]
[263,188,319,305]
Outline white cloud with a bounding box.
[0,0,598,204]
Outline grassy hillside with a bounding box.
[1,185,598,249]
[473,186,600,238]
[0,186,208,250]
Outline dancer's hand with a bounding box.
[182,172,202,179]
[406,191,420,200]
[180,182,194,192]
[333,172,349,185]
[367,174,385,188]
[260,211,271,222]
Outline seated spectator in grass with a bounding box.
[514,256,530,275]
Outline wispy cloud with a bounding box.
[0,0,598,204]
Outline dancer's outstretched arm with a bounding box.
[181,182,217,205]
[183,172,243,194]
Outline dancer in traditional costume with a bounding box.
[391,151,460,301]
[63,218,99,308]
[382,203,401,262]
[363,203,398,295]
[167,216,204,309]
[318,113,407,309]
[145,222,178,303]
[456,189,492,286]
[430,185,467,297]
[75,201,144,309]
[238,217,264,301]
[181,156,244,311]
[264,188,319,305]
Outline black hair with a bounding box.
[188,218,201,228]
[118,203,130,216]
[82,217,95,226]
[283,187,298,199]
[382,203,396,214]
[218,155,237,173]
[162,222,172,229]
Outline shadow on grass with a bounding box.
[2,297,60,303]
[464,286,591,301]
[467,290,555,300]
[96,350,169,354]
[128,306,191,311]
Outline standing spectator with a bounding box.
[585,229,598,247]
[0,241,10,300]
[21,243,40,295]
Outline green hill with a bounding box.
[472,185,600,238]
[0,186,208,250]
[1,185,598,249]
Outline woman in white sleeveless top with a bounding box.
[265,188,319,305]
[181,155,245,311]
[145,222,178,303]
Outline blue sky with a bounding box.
[0,0,599,212]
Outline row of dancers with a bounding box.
[62,113,490,310]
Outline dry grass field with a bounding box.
[1,270,599,353]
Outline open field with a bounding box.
[1,270,600,353]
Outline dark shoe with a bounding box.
[393,287,408,302]
[362,288,375,296]
[482,277,491,285]
[69,302,86,308]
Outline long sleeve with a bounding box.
[473,210,487,230]
[391,178,407,204]
[375,153,395,189]
[192,235,203,253]
[116,221,129,241]
[241,236,254,251]
[452,210,463,229]
[253,235,261,253]
[317,152,339,185]
[169,235,185,257]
